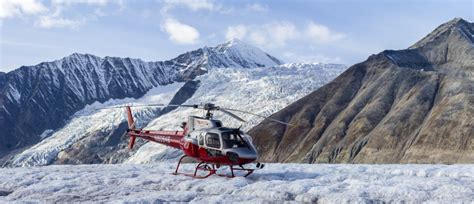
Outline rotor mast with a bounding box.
[203,103,216,119]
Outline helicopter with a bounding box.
[114,103,293,178]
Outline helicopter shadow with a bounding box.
[247,171,322,182]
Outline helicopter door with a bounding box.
[204,133,222,157]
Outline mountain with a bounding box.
[7,63,347,167]
[0,39,282,161]
[249,18,474,164]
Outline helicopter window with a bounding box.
[215,121,222,127]
[205,133,221,149]
[221,131,248,148]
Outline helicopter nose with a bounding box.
[230,147,257,160]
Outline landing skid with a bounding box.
[173,155,257,179]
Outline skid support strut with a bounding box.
[218,165,254,177]
[173,156,255,178]
[173,155,188,175]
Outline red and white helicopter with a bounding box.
[116,103,293,178]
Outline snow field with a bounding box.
[0,163,472,203]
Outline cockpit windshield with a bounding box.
[221,130,248,148]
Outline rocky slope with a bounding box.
[249,18,474,164]
[0,39,281,160]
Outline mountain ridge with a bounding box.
[249,18,473,164]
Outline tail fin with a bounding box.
[125,106,137,149]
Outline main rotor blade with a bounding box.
[218,108,246,122]
[102,104,198,109]
[221,108,296,126]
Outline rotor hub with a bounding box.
[203,103,216,110]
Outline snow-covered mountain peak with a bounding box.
[202,39,283,68]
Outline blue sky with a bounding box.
[1,0,473,72]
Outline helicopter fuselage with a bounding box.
[126,115,258,166]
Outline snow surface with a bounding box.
[0,163,472,203]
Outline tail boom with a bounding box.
[124,106,185,150]
[128,130,185,149]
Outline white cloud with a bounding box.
[34,6,84,29]
[0,0,47,18]
[162,18,200,44]
[225,21,344,48]
[249,32,266,45]
[0,0,121,29]
[246,3,268,13]
[163,0,215,11]
[51,0,109,6]
[224,21,299,47]
[225,25,247,40]
[37,15,84,29]
[268,21,300,46]
[306,22,344,43]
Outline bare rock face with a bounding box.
[249,18,474,164]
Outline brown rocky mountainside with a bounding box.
[249,18,473,164]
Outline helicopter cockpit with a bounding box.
[183,115,258,161]
[221,130,249,148]
[197,129,250,149]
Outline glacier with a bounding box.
[0,163,472,203]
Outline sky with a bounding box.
[0,0,473,72]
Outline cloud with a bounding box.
[225,25,247,40]
[37,15,84,29]
[226,22,299,47]
[37,0,124,29]
[163,0,216,12]
[269,21,300,46]
[34,6,84,29]
[225,21,344,48]
[51,0,109,6]
[246,3,268,13]
[224,21,299,47]
[162,18,200,44]
[0,0,47,18]
[1,0,122,29]
[306,22,345,43]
